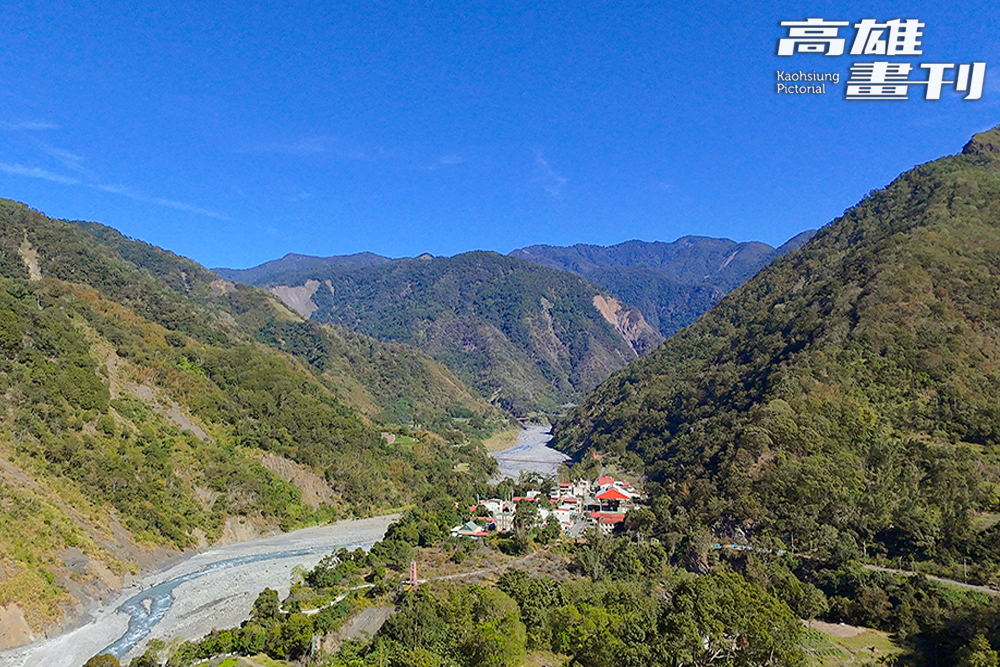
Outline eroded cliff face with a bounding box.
[591,295,664,356]
[269,280,322,319]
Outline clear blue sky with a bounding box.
[1,1,997,269]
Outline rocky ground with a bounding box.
[0,515,396,667]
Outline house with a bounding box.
[493,511,514,533]
[450,520,490,538]
[595,487,634,513]
[590,511,627,534]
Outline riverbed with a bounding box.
[490,425,570,481]
[0,515,396,667]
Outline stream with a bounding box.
[0,515,395,667]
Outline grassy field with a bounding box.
[801,623,903,666]
[482,428,521,452]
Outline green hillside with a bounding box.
[510,232,814,337]
[219,251,663,415]
[0,200,499,642]
[552,126,1000,576]
[70,219,504,434]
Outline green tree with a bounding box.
[251,588,281,625]
[235,623,267,654]
[513,501,541,540]
[267,612,314,659]
[460,587,527,667]
[662,572,804,667]
[958,635,1000,667]
[83,656,121,667]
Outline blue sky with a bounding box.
[1,1,997,269]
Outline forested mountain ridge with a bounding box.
[0,200,500,646]
[213,251,391,285]
[510,231,815,337]
[552,126,1000,576]
[216,251,664,415]
[67,217,504,432]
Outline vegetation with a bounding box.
[13,125,1000,667]
[510,233,814,337]
[105,467,1000,667]
[149,513,806,667]
[72,214,508,436]
[0,200,502,636]
[218,250,649,415]
[553,126,1000,582]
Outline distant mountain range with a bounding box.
[509,232,815,337]
[215,233,813,413]
[221,251,662,415]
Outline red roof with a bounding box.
[591,511,627,523]
[596,488,630,501]
[597,476,614,486]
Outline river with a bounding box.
[0,515,396,667]
[490,425,570,481]
[2,430,569,667]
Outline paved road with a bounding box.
[862,564,999,596]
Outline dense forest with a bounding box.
[510,232,814,337]
[13,126,1000,667]
[106,478,1000,667]
[553,126,1000,583]
[219,251,662,415]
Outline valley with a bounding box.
[3,126,1000,667]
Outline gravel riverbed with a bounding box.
[490,425,569,481]
[0,515,396,667]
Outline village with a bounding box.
[451,475,644,539]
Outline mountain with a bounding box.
[216,252,664,415]
[69,222,503,434]
[552,126,1000,569]
[214,251,390,285]
[0,200,501,646]
[510,232,815,337]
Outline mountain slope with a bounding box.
[0,201,499,645]
[552,127,1000,569]
[218,251,663,415]
[70,220,504,435]
[510,233,815,337]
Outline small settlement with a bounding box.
[452,476,643,539]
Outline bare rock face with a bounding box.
[257,452,335,509]
[269,279,322,318]
[17,230,42,281]
[0,604,34,649]
[217,516,278,545]
[592,295,664,356]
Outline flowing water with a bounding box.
[101,541,371,659]
[0,515,394,667]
